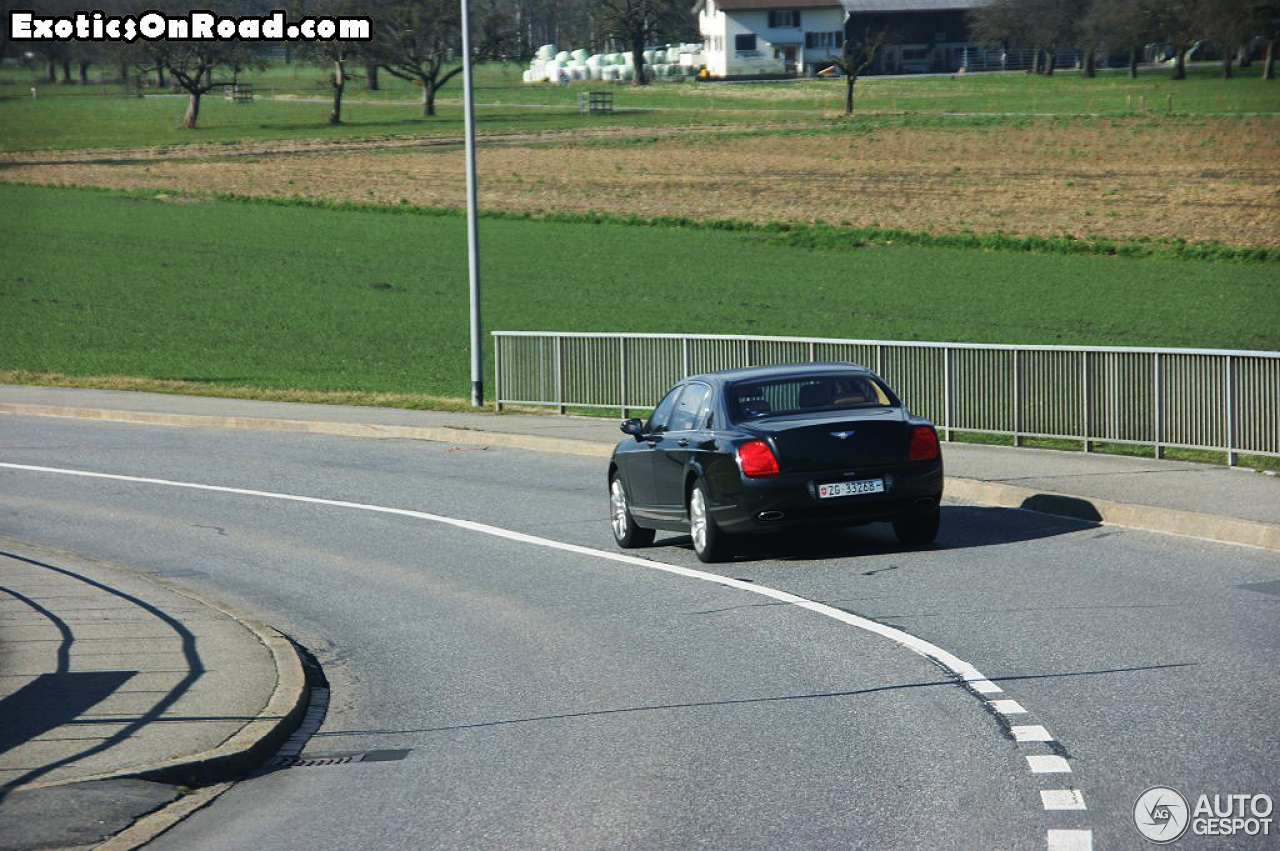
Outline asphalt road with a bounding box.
[2,415,1277,850]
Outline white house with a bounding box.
[697,0,990,78]
[697,0,848,78]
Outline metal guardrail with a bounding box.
[493,332,1280,465]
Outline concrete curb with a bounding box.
[4,402,1276,553]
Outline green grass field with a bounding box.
[2,184,1275,401]
[1,60,1275,151]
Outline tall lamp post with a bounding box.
[460,0,482,407]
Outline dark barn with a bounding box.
[841,0,987,74]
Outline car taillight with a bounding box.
[909,426,940,461]
[737,440,780,476]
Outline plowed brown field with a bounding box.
[4,118,1277,246]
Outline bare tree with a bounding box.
[1083,0,1154,77]
[298,0,370,123]
[1260,1,1280,78]
[133,32,265,127]
[372,0,509,116]
[971,0,1089,76]
[595,0,692,85]
[0,0,10,66]
[828,27,888,114]
[1139,0,1208,79]
[1196,0,1270,77]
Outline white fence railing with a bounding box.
[493,332,1280,465]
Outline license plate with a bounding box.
[817,478,885,499]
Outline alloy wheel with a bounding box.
[610,478,629,541]
[690,486,708,554]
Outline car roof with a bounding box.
[687,362,873,384]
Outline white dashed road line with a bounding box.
[1047,829,1095,851]
[1041,790,1087,811]
[1028,755,1075,774]
[1013,724,1056,742]
[1,461,1093,849]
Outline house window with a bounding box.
[805,31,843,49]
[735,33,757,52]
[768,10,800,28]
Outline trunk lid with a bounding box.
[742,408,912,472]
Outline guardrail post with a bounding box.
[555,335,565,415]
[682,337,691,378]
[943,347,953,442]
[1226,356,1238,467]
[1153,352,1163,458]
[1012,349,1022,447]
[493,334,503,412]
[1082,351,1092,453]
[619,337,628,419]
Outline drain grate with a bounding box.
[268,749,410,769]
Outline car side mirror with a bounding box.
[620,418,646,440]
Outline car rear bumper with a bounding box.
[710,461,943,534]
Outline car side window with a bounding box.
[647,386,682,434]
[668,383,712,433]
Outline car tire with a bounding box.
[610,474,655,548]
[892,507,940,546]
[689,480,731,563]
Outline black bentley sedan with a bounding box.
[608,363,943,562]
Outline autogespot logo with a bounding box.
[1135,786,1191,843]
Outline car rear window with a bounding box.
[729,374,898,421]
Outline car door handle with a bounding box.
[677,438,690,447]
